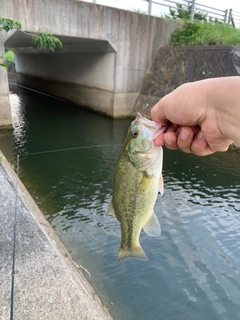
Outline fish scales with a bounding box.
[108,113,166,261]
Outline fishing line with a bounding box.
[7,143,122,315]
[10,154,19,320]
[22,144,123,156]
[6,142,122,318]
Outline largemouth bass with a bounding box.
[108,113,166,261]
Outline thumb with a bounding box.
[151,98,168,124]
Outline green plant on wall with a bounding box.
[0,17,62,68]
[0,48,15,68]
[33,30,62,51]
[0,18,21,32]
[0,18,21,68]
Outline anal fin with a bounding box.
[107,201,116,217]
[143,211,161,237]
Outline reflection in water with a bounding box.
[0,87,240,320]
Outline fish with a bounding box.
[108,113,166,261]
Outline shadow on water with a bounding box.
[1,86,240,320]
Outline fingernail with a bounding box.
[197,130,204,139]
[164,135,173,146]
[180,128,190,140]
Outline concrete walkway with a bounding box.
[0,150,112,320]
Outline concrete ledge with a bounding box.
[0,96,13,128]
[0,39,13,128]
[0,150,112,320]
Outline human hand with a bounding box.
[151,79,236,156]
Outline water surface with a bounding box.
[1,87,240,320]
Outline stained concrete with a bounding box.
[1,0,181,119]
[133,45,240,118]
[0,150,112,320]
[0,37,12,128]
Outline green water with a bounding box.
[1,87,240,320]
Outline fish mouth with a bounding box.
[132,113,164,171]
[153,123,167,139]
[136,113,167,139]
[136,113,156,131]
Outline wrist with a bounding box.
[213,77,240,146]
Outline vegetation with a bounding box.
[170,21,240,46]
[165,1,240,46]
[0,17,62,68]
[166,1,207,22]
[0,18,21,32]
[130,8,147,15]
[33,31,62,51]
[0,48,14,68]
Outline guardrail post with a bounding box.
[224,9,228,23]
[228,8,232,24]
[228,8,236,27]
[190,0,196,22]
[148,0,152,15]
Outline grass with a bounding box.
[170,22,240,46]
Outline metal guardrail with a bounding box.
[90,0,240,27]
[145,0,239,26]
[228,8,240,28]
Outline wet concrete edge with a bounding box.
[0,150,112,319]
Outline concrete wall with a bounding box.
[16,52,115,91]
[1,0,181,119]
[133,46,240,118]
[0,37,12,128]
[15,50,115,115]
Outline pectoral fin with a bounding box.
[158,174,164,195]
[143,211,161,237]
[108,201,116,217]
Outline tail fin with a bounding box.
[118,245,148,261]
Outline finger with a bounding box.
[191,131,215,156]
[208,138,233,153]
[192,131,233,155]
[165,123,179,133]
[176,126,197,153]
[154,133,165,146]
[163,132,179,150]
[153,123,179,146]
[151,98,168,124]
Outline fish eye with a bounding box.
[132,130,139,138]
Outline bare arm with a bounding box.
[151,77,240,156]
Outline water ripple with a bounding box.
[2,88,240,320]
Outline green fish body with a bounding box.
[108,113,166,261]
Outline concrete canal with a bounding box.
[1,86,240,320]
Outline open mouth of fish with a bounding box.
[136,112,167,140]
